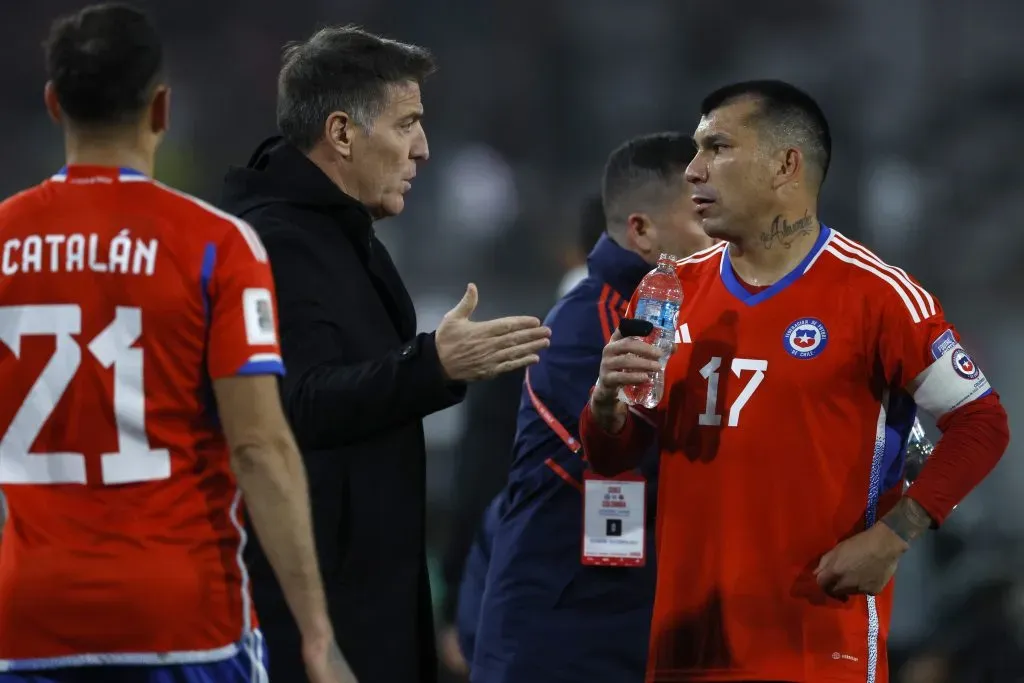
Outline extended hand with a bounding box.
[435,283,551,382]
[814,523,909,598]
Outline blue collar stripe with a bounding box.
[719,225,833,306]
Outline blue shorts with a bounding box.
[0,633,269,683]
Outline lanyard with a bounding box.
[524,368,581,453]
[525,368,585,492]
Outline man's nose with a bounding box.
[411,130,429,161]
[685,156,705,184]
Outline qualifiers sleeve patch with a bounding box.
[242,287,277,346]
[930,329,958,360]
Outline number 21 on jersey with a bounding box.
[698,356,768,428]
[0,304,170,486]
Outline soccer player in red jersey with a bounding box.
[0,5,353,683]
[579,80,1010,683]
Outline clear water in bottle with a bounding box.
[620,253,683,409]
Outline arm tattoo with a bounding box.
[880,497,934,544]
[761,212,815,250]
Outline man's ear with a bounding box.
[44,81,63,124]
[325,111,355,159]
[771,147,802,190]
[625,212,656,254]
[149,85,170,135]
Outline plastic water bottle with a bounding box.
[903,418,934,489]
[620,253,682,409]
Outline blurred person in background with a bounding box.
[580,80,1010,683]
[556,194,607,299]
[436,368,523,680]
[0,4,351,683]
[437,194,611,679]
[469,133,715,683]
[220,25,551,683]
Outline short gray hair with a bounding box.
[276,25,436,151]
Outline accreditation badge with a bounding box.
[581,469,646,567]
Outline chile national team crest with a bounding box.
[783,318,829,359]
[951,347,981,380]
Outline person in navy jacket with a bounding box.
[466,133,716,683]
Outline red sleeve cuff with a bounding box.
[579,402,650,476]
[907,393,1010,526]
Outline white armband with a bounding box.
[910,341,991,419]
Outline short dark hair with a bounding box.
[602,132,696,237]
[700,79,831,184]
[577,194,606,253]
[277,26,436,151]
[43,3,164,128]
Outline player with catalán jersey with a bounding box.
[0,6,354,683]
[580,81,1010,683]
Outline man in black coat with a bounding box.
[220,26,551,683]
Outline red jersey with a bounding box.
[0,166,284,669]
[611,228,992,682]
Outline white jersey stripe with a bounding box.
[46,172,268,262]
[248,352,283,364]
[0,642,240,670]
[802,228,835,274]
[862,395,888,683]
[677,243,727,267]
[824,246,922,323]
[228,489,253,636]
[831,237,929,320]
[153,181,269,263]
[675,241,726,264]
[832,233,936,316]
[831,233,936,317]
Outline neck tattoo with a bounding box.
[760,212,815,250]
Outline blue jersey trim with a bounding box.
[54,166,147,177]
[200,244,219,427]
[0,631,267,677]
[236,360,285,377]
[719,225,832,306]
[881,391,918,491]
[200,244,216,317]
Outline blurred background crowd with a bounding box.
[2,0,1022,681]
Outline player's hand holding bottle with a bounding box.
[303,634,359,683]
[590,328,663,433]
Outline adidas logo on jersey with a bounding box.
[673,323,692,344]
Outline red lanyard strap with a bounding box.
[525,368,582,453]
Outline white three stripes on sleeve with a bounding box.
[825,234,936,324]
[153,181,269,263]
[831,234,935,315]
[676,242,727,266]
